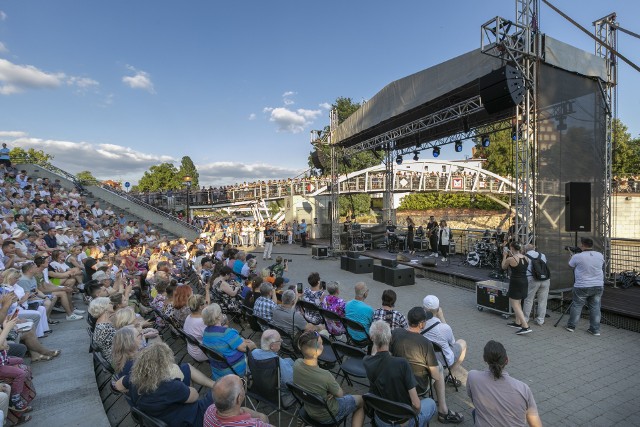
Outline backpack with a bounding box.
[526,252,551,280]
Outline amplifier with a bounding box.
[476,280,512,318]
[381,259,398,268]
[312,246,328,258]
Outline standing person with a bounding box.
[467,341,542,427]
[0,144,10,167]
[406,217,416,255]
[522,244,551,326]
[566,237,605,336]
[501,241,531,335]
[426,216,439,257]
[299,219,308,248]
[263,222,275,261]
[438,220,451,262]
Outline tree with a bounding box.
[9,147,54,164]
[178,156,200,188]
[471,122,514,177]
[612,119,640,175]
[76,170,97,185]
[339,194,371,217]
[137,162,182,192]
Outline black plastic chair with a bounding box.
[297,300,324,326]
[318,308,347,339]
[253,314,270,333]
[341,317,373,351]
[201,344,242,377]
[317,334,337,370]
[241,305,261,339]
[330,341,368,387]
[431,342,459,392]
[130,406,168,427]
[246,351,296,427]
[286,382,348,427]
[267,321,301,359]
[363,393,420,427]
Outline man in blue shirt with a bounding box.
[299,219,308,248]
[251,329,295,407]
[0,143,11,167]
[345,282,374,342]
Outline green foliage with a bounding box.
[612,119,640,175]
[76,170,98,185]
[178,156,200,188]
[268,200,284,216]
[339,194,371,216]
[9,147,54,164]
[471,123,514,177]
[398,193,505,211]
[137,162,182,192]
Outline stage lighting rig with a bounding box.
[454,140,463,152]
[396,155,403,165]
[481,136,490,147]
[413,151,419,161]
[432,147,441,158]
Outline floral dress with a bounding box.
[321,295,346,335]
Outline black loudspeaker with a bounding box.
[310,150,324,169]
[346,251,360,259]
[565,182,591,232]
[348,256,373,274]
[340,256,350,271]
[312,246,328,258]
[421,258,437,267]
[381,259,398,268]
[479,65,525,114]
[373,265,415,287]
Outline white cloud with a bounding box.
[262,107,273,113]
[319,102,331,110]
[282,91,296,106]
[67,76,99,89]
[0,11,6,21]
[197,161,302,185]
[122,65,155,93]
[0,42,8,54]
[265,107,322,133]
[0,131,27,139]
[0,58,99,95]
[282,91,296,97]
[248,113,256,120]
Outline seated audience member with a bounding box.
[252,283,277,322]
[390,307,464,424]
[344,282,374,342]
[183,295,208,362]
[171,285,193,329]
[320,281,346,336]
[301,272,324,324]
[373,289,408,331]
[206,266,241,316]
[251,329,295,407]
[32,256,84,320]
[201,303,256,379]
[0,316,33,413]
[2,268,49,338]
[422,295,466,383]
[204,374,272,427]
[271,290,323,352]
[111,325,144,376]
[293,330,365,427]
[364,320,436,427]
[268,256,289,283]
[467,340,542,427]
[88,297,117,364]
[116,342,213,427]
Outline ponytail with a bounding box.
[483,340,508,380]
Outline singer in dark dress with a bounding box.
[501,241,531,335]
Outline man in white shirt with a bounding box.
[522,244,551,326]
[566,237,605,336]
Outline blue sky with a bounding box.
[1,1,638,186]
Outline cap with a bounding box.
[11,229,24,238]
[55,225,63,230]
[422,295,440,311]
[92,271,109,282]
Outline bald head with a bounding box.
[213,374,243,412]
[354,282,368,300]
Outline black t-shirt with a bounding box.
[390,328,438,391]
[386,225,396,233]
[264,228,275,243]
[363,351,416,409]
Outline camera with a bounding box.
[564,246,582,254]
[321,280,326,290]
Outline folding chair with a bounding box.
[130,406,168,427]
[201,344,242,378]
[246,352,297,427]
[297,300,324,326]
[341,317,372,351]
[241,305,261,339]
[318,308,347,339]
[330,341,368,387]
[267,321,301,359]
[407,361,434,399]
[431,342,459,392]
[317,334,337,370]
[286,382,348,427]
[363,393,420,427]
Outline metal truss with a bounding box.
[342,96,484,156]
[328,109,342,254]
[383,145,394,223]
[594,13,617,278]
[480,0,539,245]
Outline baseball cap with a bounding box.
[422,295,440,311]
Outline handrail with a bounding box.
[12,156,200,232]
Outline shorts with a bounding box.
[327,395,357,423]
[452,342,463,365]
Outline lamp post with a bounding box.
[183,176,192,223]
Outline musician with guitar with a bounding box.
[426,216,439,257]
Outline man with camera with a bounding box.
[566,237,604,336]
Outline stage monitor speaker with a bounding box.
[565,182,591,232]
[340,256,350,271]
[381,259,398,268]
[421,258,437,267]
[479,65,525,114]
[346,251,360,259]
[348,256,373,274]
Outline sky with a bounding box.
[1,0,638,186]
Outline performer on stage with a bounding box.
[426,216,439,257]
[438,220,451,262]
[385,220,397,251]
[343,216,352,232]
[406,217,415,255]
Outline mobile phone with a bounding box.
[296,282,303,293]
[10,309,19,320]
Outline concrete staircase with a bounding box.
[18,163,199,240]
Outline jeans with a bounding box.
[567,286,603,332]
[374,398,437,427]
[523,277,551,324]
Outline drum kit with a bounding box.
[466,241,499,268]
[387,232,406,253]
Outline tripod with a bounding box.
[554,301,573,327]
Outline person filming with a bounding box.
[565,237,604,336]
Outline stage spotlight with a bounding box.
[413,151,419,161]
[454,140,463,152]
[432,147,441,158]
[481,136,490,147]
[396,155,403,165]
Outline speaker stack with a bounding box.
[373,264,415,287]
[479,65,525,114]
[565,182,591,232]
[340,255,373,274]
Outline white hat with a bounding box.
[422,295,440,311]
[92,271,109,281]
[11,229,24,238]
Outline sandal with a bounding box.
[13,414,32,425]
[48,319,60,325]
[31,354,53,362]
[438,410,464,424]
[47,349,61,358]
[445,376,462,387]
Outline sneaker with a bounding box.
[534,320,544,326]
[506,322,521,328]
[445,376,462,387]
[10,397,30,412]
[565,326,575,332]
[66,314,83,321]
[587,329,601,336]
[441,257,446,261]
[516,327,532,335]
[52,306,66,313]
[438,410,464,424]
[73,309,86,315]
[443,257,448,262]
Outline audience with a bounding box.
[204,374,272,427]
[320,281,346,336]
[271,290,323,352]
[373,289,408,331]
[344,282,374,342]
[250,329,295,407]
[252,282,277,323]
[89,297,117,364]
[183,294,208,362]
[301,272,324,324]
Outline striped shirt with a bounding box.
[202,325,246,379]
[203,404,271,427]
